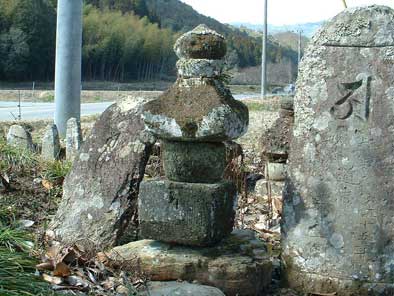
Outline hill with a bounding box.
[87,0,299,69]
[0,0,300,83]
[232,21,324,38]
[272,31,309,52]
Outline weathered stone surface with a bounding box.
[143,78,249,141]
[261,109,294,162]
[283,5,394,295]
[65,118,82,161]
[139,179,236,246]
[42,124,61,161]
[255,179,284,197]
[139,281,225,296]
[107,229,272,296]
[176,58,223,78]
[265,162,287,181]
[50,96,156,250]
[162,141,226,183]
[140,25,247,247]
[174,24,226,59]
[6,125,33,150]
[312,5,394,47]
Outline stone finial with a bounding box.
[66,118,82,161]
[6,125,33,151]
[143,25,248,142]
[42,124,61,161]
[139,25,249,247]
[174,24,226,59]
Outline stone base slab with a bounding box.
[138,281,225,296]
[107,229,272,296]
[284,268,394,296]
[139,179,236,246]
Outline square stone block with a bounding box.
[139,179,236,246]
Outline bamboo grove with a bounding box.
[0,0,298,82]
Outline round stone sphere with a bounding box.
[174,24,227,60]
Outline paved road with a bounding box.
[0,101,114,121]
[0,93,260,121]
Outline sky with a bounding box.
[180,0,394,25]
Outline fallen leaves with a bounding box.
[53,262,72,277]
[42,179,54,190]
[37,243,147,295]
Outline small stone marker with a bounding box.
[0,128,6,142]
[6,125,33,151]
[264,162,287,181]
[140,24,249,246]
[283,6,394,295]
[66,117,82,161]
[41,124,61,161]
[50,96,155,251]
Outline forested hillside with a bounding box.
[0,0,299,82]
[273,32,309,53]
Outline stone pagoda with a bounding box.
[139,24,249,246]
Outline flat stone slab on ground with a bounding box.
[107,229,272,296]
[139,281,225,296]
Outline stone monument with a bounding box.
[66,118,82,162]
[106,26,272,295]
[6,125,33,151]
[282,6,394,295]
[140,24,249,246]
[42,124,61,161]
[50,96,155,250]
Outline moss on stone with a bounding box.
[143,78,248,138]
[162,140,226,183]
[174,24,227,59]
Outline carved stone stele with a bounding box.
[282,6,394,295]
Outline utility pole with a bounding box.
[298,30,302,66]
[261,0,268,98]
[54,0,83,137]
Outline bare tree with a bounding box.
[342,0,348,8]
